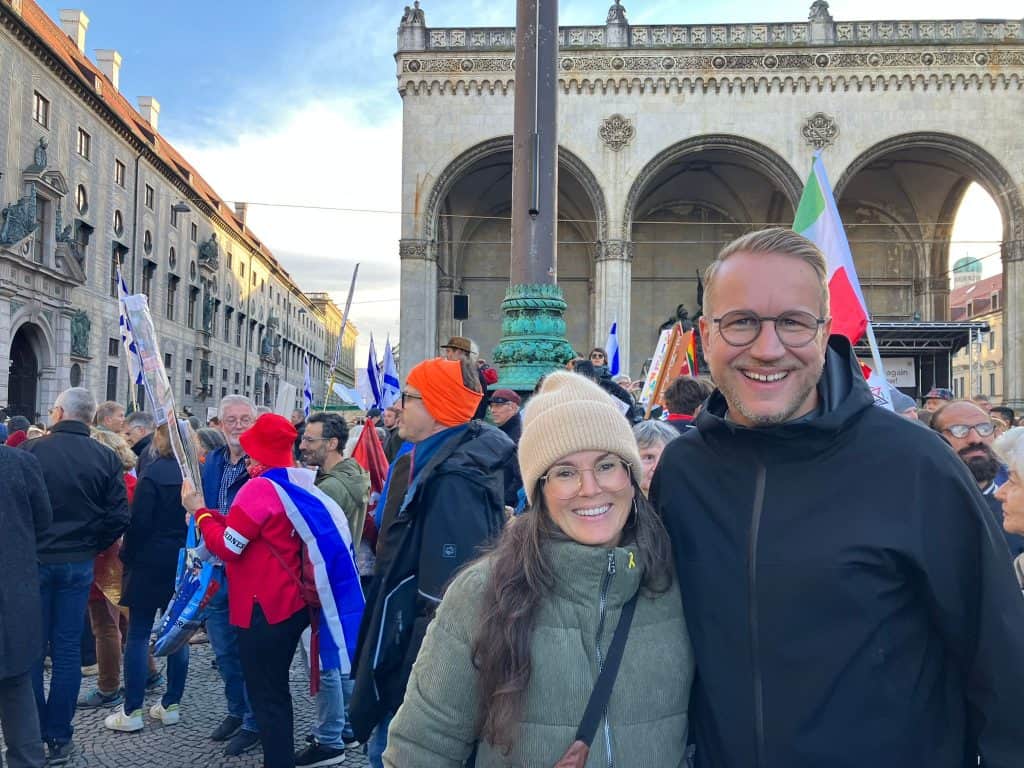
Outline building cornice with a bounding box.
[397,46,1024,96]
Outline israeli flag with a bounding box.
[604,321,621,376]
[116,267,145,388]
[263,467,365,673]
[302,354,313,419]
[380,337,400,409]
[367,334,383,409]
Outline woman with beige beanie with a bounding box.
[384,371,694,767]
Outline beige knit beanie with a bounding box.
[519,371,643,502]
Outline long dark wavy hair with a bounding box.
[470,479,673,753]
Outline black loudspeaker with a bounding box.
[453,294,469,320]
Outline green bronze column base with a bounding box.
[492,283,576,391]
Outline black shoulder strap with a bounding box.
[574,591,640,746]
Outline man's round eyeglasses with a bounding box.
[401,390,422,408]
[299,435,326,445]
[222,416,253,428]
[540,459,631,500]
[943,422,995,439]
[713,310,826,348]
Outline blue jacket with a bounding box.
[201,445,248,513]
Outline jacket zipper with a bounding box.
[595,550,616,768]
[749,464,767,768]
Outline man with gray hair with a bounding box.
[23,388,129,765]
[653,228,1024,767]
[198,395,261,756]
[93,401,126,434]
[123,410,156,477]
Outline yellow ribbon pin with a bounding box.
[627,551,636,569]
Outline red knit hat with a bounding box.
[239,413,297,469]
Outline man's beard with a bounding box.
[960,444,1001,486]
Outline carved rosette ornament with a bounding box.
[599,114,635,152]
[399,239,434,261]
[492,284,577,391]
[801,112,839,150]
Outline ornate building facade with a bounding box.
[395,1,1024,405]
[950,273,1004,401]
[0,1,356,420]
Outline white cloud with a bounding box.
[172,99,404,362]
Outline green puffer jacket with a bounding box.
[384,537,693,767]
[316,458,369,548]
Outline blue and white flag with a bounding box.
[262,467,365,674]
[366,334,383,410]
[604,321,621,376]
[302,354,313,419]
[380,337,400,409]
[116,266,145,393]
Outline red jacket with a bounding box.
[196,475,305,628]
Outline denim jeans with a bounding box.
[204,572,258,732]
[367,713,393,768]
[124,602,188,713]
[300,628,350,749]
[31,560,93,746]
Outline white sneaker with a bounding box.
[149,702,180,725]
[104,707,143,732]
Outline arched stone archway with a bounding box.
[622,135,802,375]
[7,322,51,421]
[401,137,609,367]
[835,132,1024,404]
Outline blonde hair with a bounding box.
[90,427,137,471]
[704,227,830,316]
[994,427,1024,478]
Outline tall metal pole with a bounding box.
[493,0,574,390]
[511,0,558,286]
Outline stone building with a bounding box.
[395,1,1024,405]
[0,1,356,420]
[951,272,1004,401]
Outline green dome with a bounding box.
[952,257,982,274]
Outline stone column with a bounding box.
[436,275,456,346]
[1002,240,1024,408]
[398,239,438,371]
[594,240,632,375]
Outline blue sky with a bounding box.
[38,0,1014,357]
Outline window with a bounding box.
[168,246,177,270]
[33,91,49,128]
[186,358,193,374]
[240,262,246,279]
[235,371,240,384]
[222,387,228,398]
[222,368,228,381]
[166,276,179,320]
[109,248,122,297]
[76,185,88,214]
[190,222,198,242]
[189,261,197,280]
[187,288,199,328]
[236,314,244,346]
[143,230,153,254]
[113,210,124,236]
[990,373,997,397]
[989,329,996,351]
[106,366,118,402]
[114,159,126,187]
[145,184,154,209]
[185,380,192,396]
[33,197,46,264]
[224,307,233,342]
[992,292,1000,310]
[76,128,91,160]
[141,261,156,296]
[164,353,172,369]
[226,250,232,270]
[108,338,120,356]
[170,205,179,228]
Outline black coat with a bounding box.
[0,447,52,678]
[652,336,1024,768]
[120,455,187,610]
[498,412,523,507]
[350,420,514,740]
[23,420,129,563]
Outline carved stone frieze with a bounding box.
[802,112,838,149]
[399,239,435,261]
[597,240,633,262]
[599,114,635,151]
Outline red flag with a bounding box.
[351,423,390,549]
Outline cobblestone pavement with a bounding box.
[5,642,370,768]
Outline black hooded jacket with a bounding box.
[652,336,1024,768]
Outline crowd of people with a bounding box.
[2,227,1024,768]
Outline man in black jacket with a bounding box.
[0,445,52,768]
[23,387,129,766]
[652,229,1024,768]
[488,388,523,508]
[350,357,513,763]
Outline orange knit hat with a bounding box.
[406,358,482,427]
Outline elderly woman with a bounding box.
[182,414,307,768]
[994,427,1024,587]
[384,371,693,767]
[633,420,680,498]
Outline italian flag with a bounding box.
[794,154,893,410]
